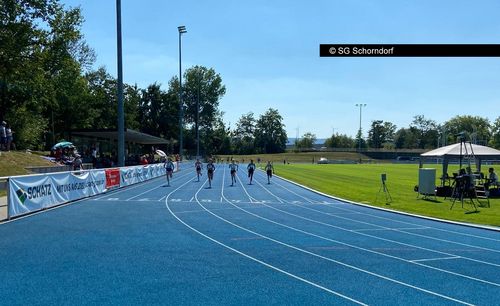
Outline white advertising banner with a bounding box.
[8,170,107,218]
[8,163,171,218]
[120,164,167,187]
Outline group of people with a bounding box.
[0,121,15,151]
[163,158,275,188]
[50,147,83,170]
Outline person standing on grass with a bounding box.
[206,159,216,188]
[164,157,175,187]
[247,159,256,185]
[0,121,6,151]
[195,159,203,182]
[6,124,14,151]
[265,161,274,184]
[229,160,238,186]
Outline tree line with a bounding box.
[308,114,500,151]
[2,1,499,156]
[0,1,288,156]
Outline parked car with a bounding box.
[317,157,328,164]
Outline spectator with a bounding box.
[6,124,14,151]
[73,154,83,171]
[0,121,6,151]
[485,167,499,191]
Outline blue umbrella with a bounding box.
[52,141,74,150]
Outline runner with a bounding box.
[164,157,175,187]
[229,160,238,186]
[206,159,216,188]
[265,161,274,184]
[247,159,256,185]
[195,159,203,182]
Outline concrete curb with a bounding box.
[267,170,500,232]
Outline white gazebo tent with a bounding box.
[420,142,500,185]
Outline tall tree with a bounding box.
[325,133,356,148]
[409,115,439,149]
[367,120,397,149]
[297,132,316,149]
[490,117,500,149]
[254,108,287,153]
[233,112,256,154]
[444,115,491,145]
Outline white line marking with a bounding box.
[353,227,431,232]
[195,168,475,304]
[126,171,193,201]
[165,172,366,305]
[247,175,500,287]
[411,257,461,263]
[268,171,500,240]
[257,172,500,266]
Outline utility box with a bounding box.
[419,168,436,197]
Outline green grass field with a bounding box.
[269,163,500,227]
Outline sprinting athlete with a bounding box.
[206,159,216,188]
[195,159,203,182]
[247,159,256,185]
[164,157,175,186]
[229,160,238,186]
[265,161,274,184]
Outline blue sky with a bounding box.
[61,0,500,138]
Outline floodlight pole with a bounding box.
[116,0,125,167]
[355,104,367,154]
[178,26,187,159]
[196,70,200,158]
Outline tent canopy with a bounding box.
[421,143,500,159]
[420,142,500,185]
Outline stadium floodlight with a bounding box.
[116,0,125,166]
[355,103,367,154]
[178,25,187,158]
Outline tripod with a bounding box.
[449,135,479,211]
[376,174,392,204]
[450,174,478,211]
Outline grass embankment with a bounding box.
[218,152,371,163]
[0,151,55,196]
[271,163,500,227]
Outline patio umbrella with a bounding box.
[52,141,74,150]
[155,149,167,157]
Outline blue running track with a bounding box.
[1,164,499,305]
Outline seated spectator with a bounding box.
[485,167,499,191]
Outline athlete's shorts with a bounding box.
[208,169,214,175]
[230,170,236,175]
[267,170,272,177]
[166,168,173,172]
[196,166,201,171]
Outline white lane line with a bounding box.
[232,170,258,203]
[264,171,500,242]
[411,257,461,263]
[257,172,500,264]
[248,177,500,288]
[166,172,366,305]
[93,176,165,200]
[157,171,202,201]
[209,168,474,304]
[353,227,431,232]
[127,171,194,201]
